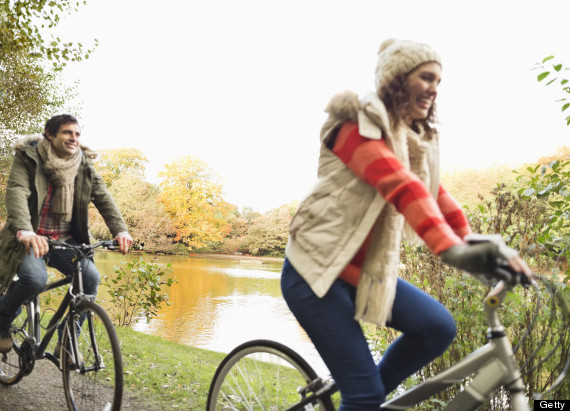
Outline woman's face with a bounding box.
[404,62,442,125]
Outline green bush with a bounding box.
[102,255,176,327]
[367,181,570,408]
[515,160,570,282]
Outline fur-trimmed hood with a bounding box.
[320,91,395,147]
[324,90,361,124]
[13,134,99,160]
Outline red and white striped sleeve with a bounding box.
[333,121,465,255]
[437,185,472,239]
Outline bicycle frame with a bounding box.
[380,279,529,410]
[15,246,96,369]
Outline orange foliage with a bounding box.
[158,156,231,250]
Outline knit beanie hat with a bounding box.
[375,39,441,90]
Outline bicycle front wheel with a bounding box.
[207,339,335,411]
[61,301,123,411]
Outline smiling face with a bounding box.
[47,122,81,158]
[404,62,442,126]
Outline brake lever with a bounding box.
[494,266,514,284]
[496,265,533,288]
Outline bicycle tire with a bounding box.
[61,301,123,411]
[207,339,335,411]
[0,304,31,386]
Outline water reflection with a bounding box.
[94,252,328,373]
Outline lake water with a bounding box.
[94,251,329,374]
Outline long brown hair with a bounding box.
[378,73,438,136]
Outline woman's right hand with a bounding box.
[440,242,503,275]
[440,236,533,282]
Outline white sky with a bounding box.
[56,0,570,213]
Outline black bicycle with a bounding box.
[0,240,123,411]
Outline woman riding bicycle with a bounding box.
[281,39,532,411]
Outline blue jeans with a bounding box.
[281,258,456,411]
[0,238,101,329]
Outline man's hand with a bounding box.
[18,234,49,258]
[114,233,133,255]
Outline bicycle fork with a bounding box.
[66,307,105,373]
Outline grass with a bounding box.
[115,327,226,410]
[116,327,343,410]
[33,303,220,409]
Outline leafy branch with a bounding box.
[0,0,98,70]
[102,255,176,327]
[535,56,570,126]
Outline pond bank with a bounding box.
[187,252,285,264]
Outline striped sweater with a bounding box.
[333,121,471,286]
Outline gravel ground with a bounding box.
[0,359,158,410]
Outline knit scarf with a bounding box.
[38,138,82,223]
[352,92,440,325]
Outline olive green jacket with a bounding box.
[0,135,128,292]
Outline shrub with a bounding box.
[367,182,570,408]
[102,255,176,327]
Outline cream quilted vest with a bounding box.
[286,91,440,326]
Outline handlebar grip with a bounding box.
[495,265,532,287]
[47,240,68,250]
[494,267,513,283]
[104,240,119,250]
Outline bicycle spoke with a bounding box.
[61,301,122,411]
[0,306,31,386]
[208,340,335,411]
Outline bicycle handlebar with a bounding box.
[464,233,533,289]
[48,239,120,256]
[493,265,533,288]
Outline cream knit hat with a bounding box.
[375,39,441,90]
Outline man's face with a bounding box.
[47,122,81,158]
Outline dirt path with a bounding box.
[0,360,158,410]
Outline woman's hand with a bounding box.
[505,253,533,281]
[441,234,534,282]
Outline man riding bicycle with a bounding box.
[0,114,132,353]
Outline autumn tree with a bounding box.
[240,204,295,256]
[0,0,95,133]
[209,205,262,254]
[95,148,148,186]
[0,1,94,220]
[158,156,231,251]
[223,206,259,240]
[89,171,176,253]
